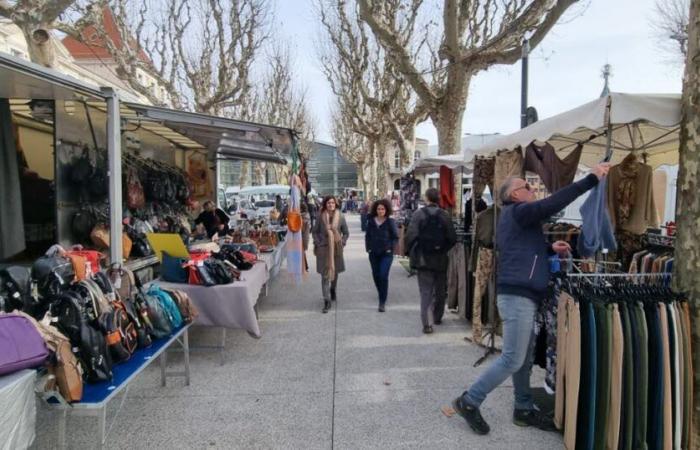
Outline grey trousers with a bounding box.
[322,275,338,301]
[417,270,447,327]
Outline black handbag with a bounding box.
[203,259,234,285]
[195,264,217,287]
[0,266,31,312]
[139,291,172,339]
[31,255,75,300]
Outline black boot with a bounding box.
[330,288,337,301]
[322,300,331,313]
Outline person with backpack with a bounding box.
[365,198,399,312]
[404,188,457,334]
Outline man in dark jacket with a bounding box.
[452,163,609,436]
[405,188,457,334]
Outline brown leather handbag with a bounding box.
[287,210,302,233]
[126,169,146,210]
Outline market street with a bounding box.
[32,215,561,449]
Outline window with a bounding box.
[394,150,400,169]
[414,150,421,161]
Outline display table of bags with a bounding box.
[157,260,269,338]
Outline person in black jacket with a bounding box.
[452,163,610,437]
[194,200,230,239]
[404,188,457,334]
[365,198,399,312]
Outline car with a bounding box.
[254,199,276,219]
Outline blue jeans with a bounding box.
[464,294,537,410]
[369,252,393,305]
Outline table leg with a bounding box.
[160,351,168,387]
[184,328,191,386]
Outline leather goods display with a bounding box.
[126,168,146,210]
[67,249,103,275]
[162,289,198,324]
[203,259,234,285]
[10,311,83,402]
[140,290,172,339]
[98,305,137,362]
[31,255,75,300]
[146,284,184,329]
[0,314,49,375]
[161,251,188,283]
[66,253,88,281]
[0,266,31,312]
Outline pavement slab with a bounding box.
[32,214,561,449]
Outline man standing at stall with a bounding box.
[451,163,610,435]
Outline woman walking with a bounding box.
[365,199,399,312]
[312,196,349,313]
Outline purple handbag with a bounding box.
[0,314,49,376]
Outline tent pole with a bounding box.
[102,87,122,267]
[603,95,614,162]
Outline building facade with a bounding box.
[306,141,357,197]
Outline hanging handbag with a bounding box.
[126,168,146,210]
[287,210,302,233]
[90,224,110,249]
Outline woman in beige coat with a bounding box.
[312,196,349,313]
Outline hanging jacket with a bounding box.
[578,178,617,257]
[497,174,598,303]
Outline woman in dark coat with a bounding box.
[312,196,349,313]
[365,198,399,312]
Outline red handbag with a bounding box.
[67,249,103,275]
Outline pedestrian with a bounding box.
[404,188,457,334]
[312,196,349,313]
[359,200,370,232]
[301,202,311,272]
[193,200,230,238]
[365,198,399,312]
[451,163,610,436]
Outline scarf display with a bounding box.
[285,175,304,283]
[322,209,342,280]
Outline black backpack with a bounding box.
[419,209,448,254]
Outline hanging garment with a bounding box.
[615,230,646,270]
[633,302,650,450]
[469,206,496,271]
[471,247,493,344]
[439,165,456,209]
[576,300,598,450]
[494,149,524,198]
[668,304,681,450]
[646,303,664,450]
[523,142,583,193]
[593,304,612,450]
[460,242,473,320]
[658,304,673,450]
[606,154,659,234]
[619,302,635,450]
[578,178,617,257]
[472,157,495,197]
[446,244,466,311]
[606,304,624,450]
[681,302,693,450]
[0,99,26,259]
[554,293,582,450]
[533,292,558,391]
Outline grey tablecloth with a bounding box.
[0,369,36,450]
[157,261,269,338]
[260,243,286,278]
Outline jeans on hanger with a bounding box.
[463,294,537,410]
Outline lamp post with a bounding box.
[520,39,530,129]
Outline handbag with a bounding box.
[162,289,198,324]
[140,291,172,339]
[67,249,103,275]
[0,266,31,312]
[161,252,188,283]
[287,210,302,232]
[126,168,146,210]
[0,314,49,375]
[146,285,183,329]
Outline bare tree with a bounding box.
[674,0,700,442]
[0,0,78,67]
[318,0,428,195]
[357,0,578,155]
[652,0,689,61]
[59,0,270,112]
[331,106,374,196]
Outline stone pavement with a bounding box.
[33,215,563,449]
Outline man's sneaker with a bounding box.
[513,409,557,432]
[452,396,490,435]
[423,325,434,334]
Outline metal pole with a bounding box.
[520,39,530,129]
[102,87,122,266]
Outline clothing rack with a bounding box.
[566,272,672,278]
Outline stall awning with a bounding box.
[408,153,473,174]
[0,51,104,101]
[124,104,294,164]
[471,93,681,168]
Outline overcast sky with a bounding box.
[275,0,684,145]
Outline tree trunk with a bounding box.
[239,161,251,187]
[432,73,471,155]
[19,23,56,68]
[674,0,700,443]
[253,162,266,185]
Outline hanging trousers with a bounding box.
[593,304,612,450]
[668,304,680,450]
[606,304,623,450]
[681,302,694,450]
[471,247,493,344]
[576,301,597,450]
[673,303,684,450]
[634,302,649,450]
[658,304,672,450]
[446,244,466,310]
[646,304,664,450]
[619,303,635,450]
[553,293,581,450]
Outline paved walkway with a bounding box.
[34,215,563,449]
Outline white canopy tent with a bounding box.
[471,93,681,168]
[238,184,290,196]
[409,153,473,174]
